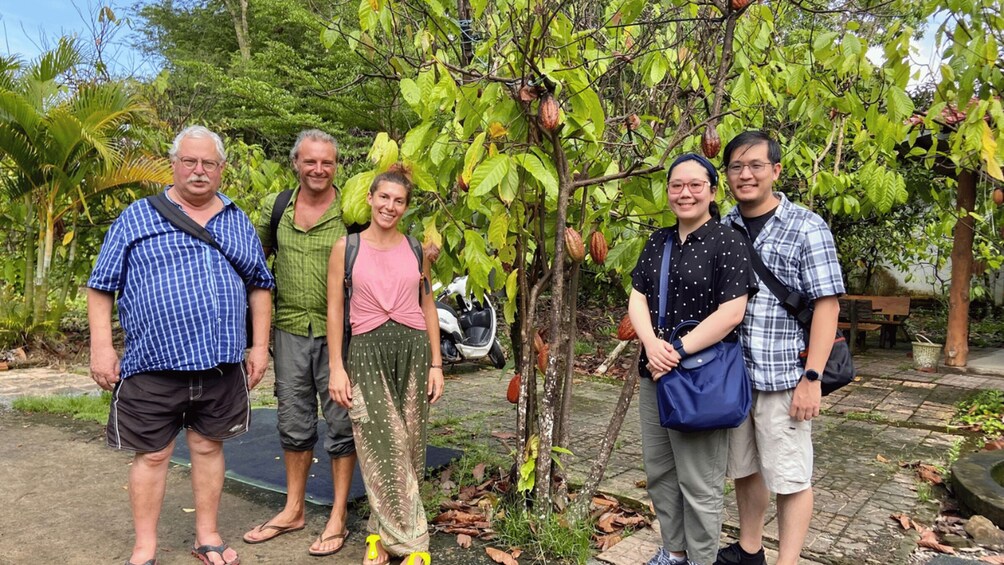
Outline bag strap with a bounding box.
[656,232,674,333]
[405,235,430,299]
[268,189,294,255]
[146,192,248,285]
[732,221,813,329]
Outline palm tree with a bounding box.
[0,38,172,326]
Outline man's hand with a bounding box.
[789,377,822,421]
[329,367,353,410]
[90,345,121,391]
[245,345,269,389]
[427,367,444,403]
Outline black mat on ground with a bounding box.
[171,408,461,506]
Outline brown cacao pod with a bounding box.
[565,227,586,262]
[701,125,721,159]
[506,373,521,404]
[537,344,549,373]
[731,0,752,10]
[993,188,1004,206]
[539,94,561,132]
[626,114,641,131]
[589,231,608,264]
[617,315,637,341]
[533,330,545,353]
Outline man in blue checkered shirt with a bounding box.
[715,131,844,565]
[87,126,274,565]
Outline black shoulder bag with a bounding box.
[736,225,855,395]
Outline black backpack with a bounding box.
[341,232,428,359]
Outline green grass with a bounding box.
[915,481,933,503]
[13,392,112,424]
[954,389,1004,440]
[574,339,595,356]
[494,502,594,564]
[844,410,887,423]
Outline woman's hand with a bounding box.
[329,367,353,410]
[427,367,444,403]
[643,337,679,378]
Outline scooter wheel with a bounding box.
[488,341,506,369]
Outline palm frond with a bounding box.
[30,37,82,84]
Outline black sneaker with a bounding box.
[714,542,766,565]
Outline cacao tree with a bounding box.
[321,0,963,518]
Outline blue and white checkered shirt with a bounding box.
[723,193,845,391]
[88,190,275,379]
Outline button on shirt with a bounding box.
[88,191,275,379]
[723,192,846,392]
[631,219,756,380]
[254,188,345,337]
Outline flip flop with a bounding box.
[125,560,157,565]
[192,542,239,565]
[242,522,306,544]
[308,530,351,557]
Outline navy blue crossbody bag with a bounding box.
[655,233,752,432]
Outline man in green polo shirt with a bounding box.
[243,130,354,557]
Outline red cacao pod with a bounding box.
[731,0,752,10]
[537,344,549,373]
[993,188,1004,206]
[533,330,545,353]
[589,231,608,265]
[506,373,521,404]
[701,125,721,159]
[564,227,585,262]
[539,94,561,132]
[617,315,637,341]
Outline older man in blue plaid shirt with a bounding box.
[88,126,274,565]
[716,131,844,565]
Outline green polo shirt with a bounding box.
[255,187,346,337]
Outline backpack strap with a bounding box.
[405,235,430,300]
[268,189,294,255]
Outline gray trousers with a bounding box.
[639,377,729,565]
[273,328,354,457]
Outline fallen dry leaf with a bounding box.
[917,463,944,485]
[596,533,623,551]
[918,529,955,554]
[491,431,517,440]
[485,546,518,565]
[891,513,912,530]
[511,548,522,559]
[876,454,890,464]
[979,556,1004,564]
[456,533,472,548]
[473,462,487,482]
[597,511,618,533]
[984,439,1004,451]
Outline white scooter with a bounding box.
[435,275,506,369]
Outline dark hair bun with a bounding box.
[386,162,413,181]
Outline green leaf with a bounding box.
[514,153,558,198]
[470,155,510,196]
[488,212,509,249]
[400,78,421,109]
[401,122,433,159]
[885,86,914,120]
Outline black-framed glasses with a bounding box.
[668,180,709,194]
[726,161,772,176]
[177,157,222,172]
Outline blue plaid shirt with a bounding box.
[88,190,275,378]
[723,193,845,391]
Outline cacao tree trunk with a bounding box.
[945,169,976,366]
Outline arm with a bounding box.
[790,294,839,421]
[87,288,120,391]
[628,288,678,380]
[421,256,444,403]
[675,294,748,354]
[244,287,271,389]
[326,237,352,409]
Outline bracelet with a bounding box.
[429,364,442,369]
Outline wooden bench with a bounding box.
[840,295,912,349]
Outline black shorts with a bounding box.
[106,363,250,453]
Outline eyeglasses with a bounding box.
[668,180,709,194]
[176,157,222,173]
[726,161,772,176]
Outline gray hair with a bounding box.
[290,129,338,163]
[169,126,227,163]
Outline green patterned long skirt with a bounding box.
[348,320,431,556]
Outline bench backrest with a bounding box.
[845,295,911,318]
[839,298,875,321]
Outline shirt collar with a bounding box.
[163,186,235,208]
[673,217,716,242]
[290,186,342,224]
[725,191,789,226]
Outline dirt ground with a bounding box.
[0,409,500,565]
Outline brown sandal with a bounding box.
[242,522,305,544]
[308,530,351,557]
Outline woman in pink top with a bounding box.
[326,164,444,565]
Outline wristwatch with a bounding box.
[802,369,820,383]
[671,337,688,359]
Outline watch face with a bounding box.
[805,370,820,381]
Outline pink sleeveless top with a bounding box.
[349,236,427,335]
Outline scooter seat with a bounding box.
[435,300,458,319]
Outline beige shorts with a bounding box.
[726,389,813,495]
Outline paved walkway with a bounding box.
[2,345,1003,564]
